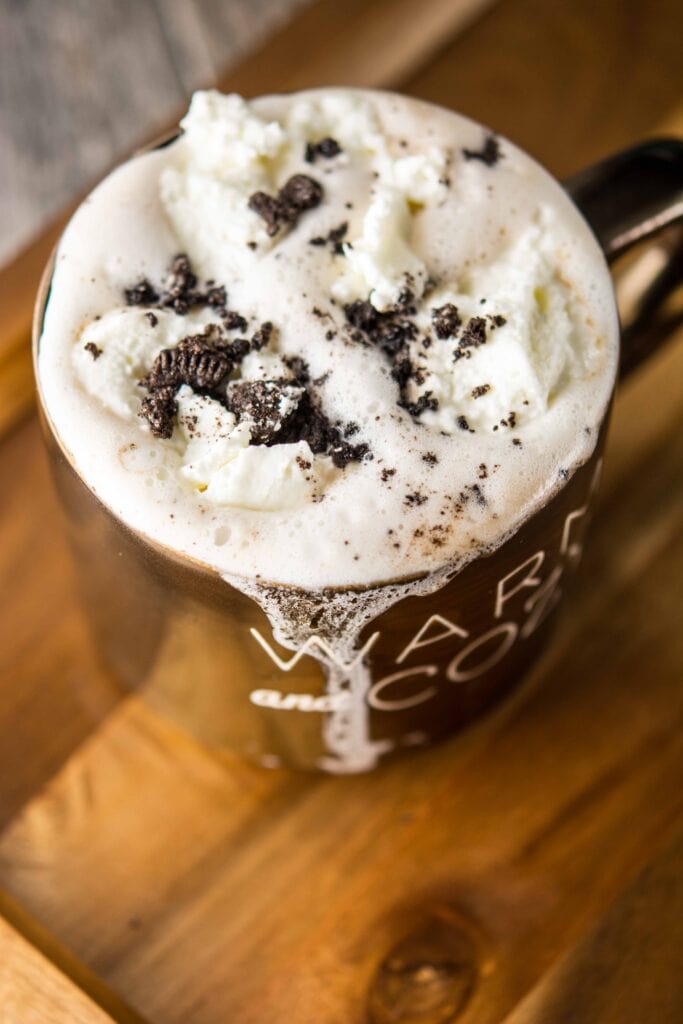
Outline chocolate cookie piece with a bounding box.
[453,316,489,362]
[227,379,304,445]
[247,192,282,237]
[401,392,439,418]
[221,310,248,332]
[84,341,102,360]
[140,386,177,439]
[462,133,501,167]
[123,254,245,324]
[309,222,348,254]
[140,324,250,395]
[432,303,462,339]
[251,322,274,351]
[345,300,379,333]
[305,137,342,163]
[138,323,253,436]
[162,254,198,313]
[274,390,369,468]
[488,313,507,329]
[329,440,370,469]
[344,298,425,417]
[278,174,323,218]
[125,279,159,306]
[249,174,324,236]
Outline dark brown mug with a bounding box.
[34,134,683,773]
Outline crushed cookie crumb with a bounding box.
[432,303,461,339]
[140,386,176,439]
[462,133,502,167]
[84,341,102,360]
[249,174,323,236]
[228,380,303,445]
[251,322,273,351]
[125,279,158,306]
[405,491,428,507]
[305,137,342,163]
[344,294,438,418]
[124,254,243,325]
[469,483,486,507]
[309,221,348,254]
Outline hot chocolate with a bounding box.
[36,89,619,771]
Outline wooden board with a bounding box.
[0,917,117,1024]
[504,824,683,1024]
[0,888,145,1023]
[1,0,682,1021]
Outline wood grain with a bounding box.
[0,342,681,1024]
[405,0,683,176]
[503,824,683,1024]
[0,0,682,1021]
[0,892,148,1024]
[0,916,119,1024]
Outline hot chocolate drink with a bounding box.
[37,89,619,771]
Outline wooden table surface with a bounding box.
[1,1,682,1021]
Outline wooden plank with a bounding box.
[0,0,494,442]
[0,890,148,1024]
[0,335,680,1023]
[0,1,681,1022]
[503,825,683,1024]
[0,916,119,1024]
[221,0,498,95]
[404,0,683,177]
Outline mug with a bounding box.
[34,134,683,773]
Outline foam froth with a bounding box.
[39,89,618,592]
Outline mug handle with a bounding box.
[564,139,683,377]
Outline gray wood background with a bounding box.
[0,0,310,268]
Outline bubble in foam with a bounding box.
[214,525,231,546]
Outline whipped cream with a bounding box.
[38,88,618,589]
